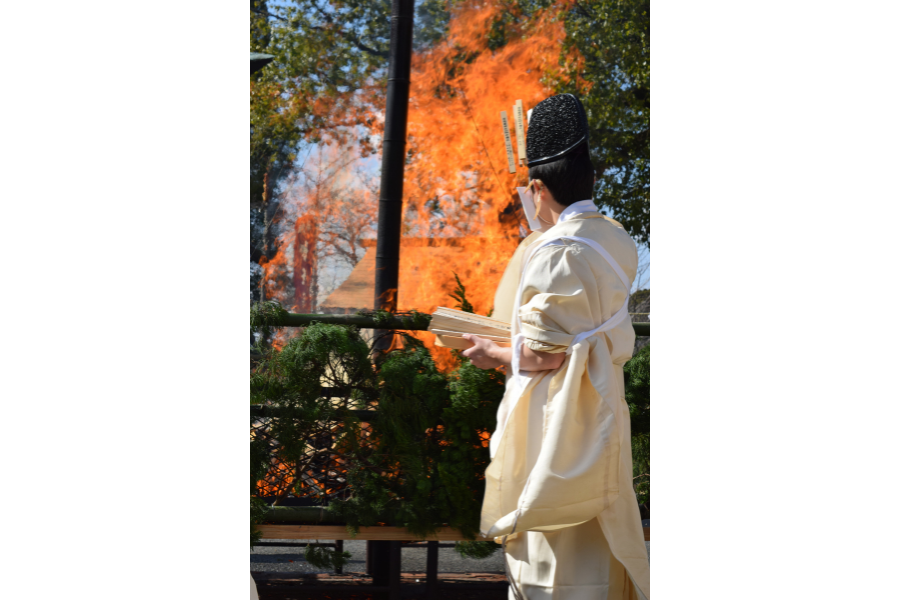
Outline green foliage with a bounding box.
[470,0,650,244]
[250,300,290,330]
[250,498,268,548]
[631,432,649,506]
[250,0,389,205]
[250,300,290,347]
[625,343,650,435]
[397,310,433,331]
[414,0,455,50]
[250,308,649,552]
[326,464,396,534]
[328,343,506,540]
[363,309,433,331]
[442,361,506,537]
[251,437,271,547]
[449,273,475,314]
[624,344,650,505]
[455,540,501,559]
[250,317,506,549]
[304,543,352,571]
[251,325,376,469]
[481,0,554,51]
[250,0,460,206]
[250,322,377,544]
[337,345,454,537]
[557,0,650,245]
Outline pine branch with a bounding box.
[449,273,475,314]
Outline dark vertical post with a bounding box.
[370,0,415,581]
[425,540,439,599]
[370,540,391,586]
[388,541,402,600]
[373,0,415,320]
[335,539,344,575]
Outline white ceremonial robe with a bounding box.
[251,573,259,600]
[481,207,650,600]
[491,230,543,323]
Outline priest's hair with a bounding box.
[527,143,595,207]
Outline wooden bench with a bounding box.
[254,523,649,599]
[256,524,469,541]
[258,524,651,542]
[255,524,470,599]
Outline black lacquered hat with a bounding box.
[526,94,590,167]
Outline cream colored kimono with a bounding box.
[482,203,650,600]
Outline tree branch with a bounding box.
[252,8,287,22]
[572,0,596,19]
[309,25,388,58]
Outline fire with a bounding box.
[258,143,379,324]
[259,248,299,351]
[478,429,491,449]
[259,1,571,369]
[395,1,565,370]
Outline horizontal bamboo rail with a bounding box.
[256,521,649,542]
[256,524,474,541]
[251,406,379,421]
[283,312,430,330]
[255,507,474,541]
[281,312,650,336]
[262,506,344,523]
[257,508,648,539]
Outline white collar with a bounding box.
[557,199,599,223]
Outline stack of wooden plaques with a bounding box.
[428,307,511,350]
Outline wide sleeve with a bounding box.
[491,231,543,324]
[517,242,601,354]
[484,240,625,539]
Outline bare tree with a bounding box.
[632,243,650,292]
[275,144,379,310]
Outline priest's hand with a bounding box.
[461,334,507,370]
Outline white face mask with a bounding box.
[516,181,552,232]
[516,185,542,232]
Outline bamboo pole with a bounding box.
[282,312,430,330]
[251,406,379,421]
[256,524,473,541]
[262,506,345,524]
[279,312,650,336]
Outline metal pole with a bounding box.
[373,0,415,317]
[370,8,415,573]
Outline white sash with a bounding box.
[491,205,632,459]
[495,210,633,599]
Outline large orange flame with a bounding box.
[394,1,566,369]
[259,1,571,369]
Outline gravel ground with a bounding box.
[252,540,650,575]
[251,540,506,574]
